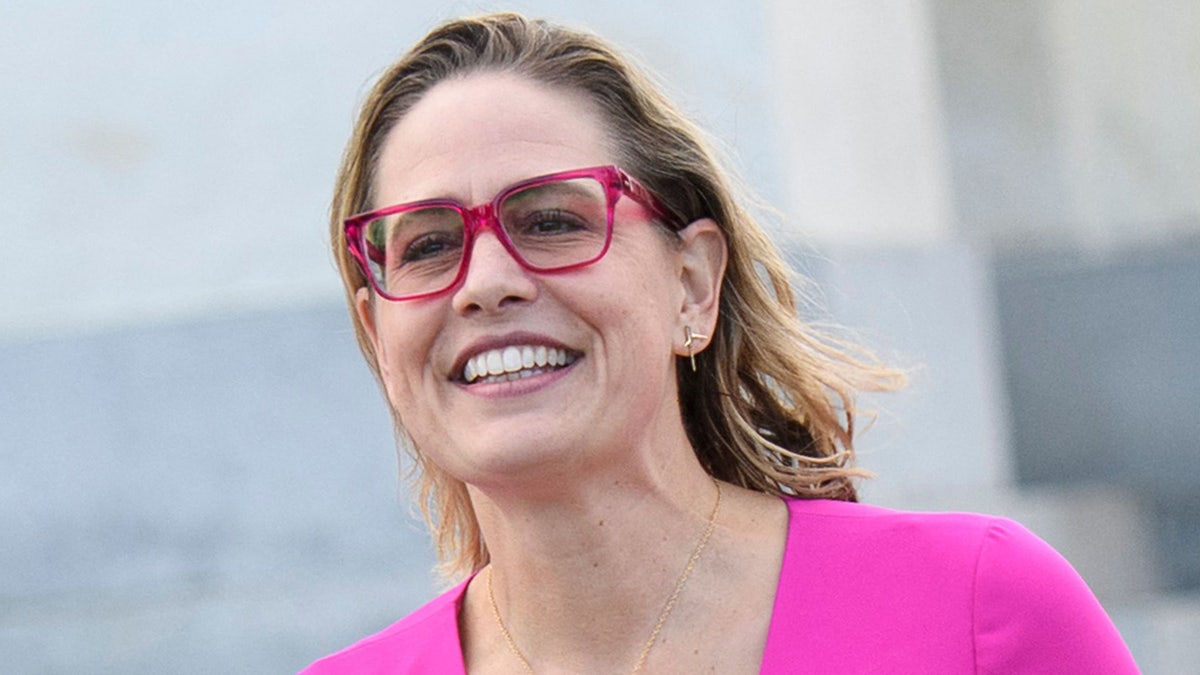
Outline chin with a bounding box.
[454,435,591,485]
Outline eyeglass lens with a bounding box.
[362,176,611,298]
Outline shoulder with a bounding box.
[782,497,1010,557]
[774,498,1137,673]
[965,512,1139,672]
[297,578,469,675]
[780,498,1116,576]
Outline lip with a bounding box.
[450,331,582,383]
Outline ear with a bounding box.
[355,286,392,385]
[673,218,727,358]
[355,286,379,349]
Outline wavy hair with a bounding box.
[330,12,904,580]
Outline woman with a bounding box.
[303,12,1137,674]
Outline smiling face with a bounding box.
[357,72,707,489]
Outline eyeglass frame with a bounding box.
[343,165,682,302]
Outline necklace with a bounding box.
[486,480,723,674]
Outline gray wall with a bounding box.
[995,246,1200,590]
[1,306,437,673]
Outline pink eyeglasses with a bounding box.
[344,165,679,301]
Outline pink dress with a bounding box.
[300,499,1138,673]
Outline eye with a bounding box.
[518,209,589,236]
[400,231,462,263]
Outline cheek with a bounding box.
[373,342,406,411]
[371,309,440,412]
[618,255,684,323]
[588,269,680,354]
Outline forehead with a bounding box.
[372,72,616,206]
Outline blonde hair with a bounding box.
[330,13,904,580]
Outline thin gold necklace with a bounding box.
[486,480,723,674]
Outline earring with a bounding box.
[683,326,709,373]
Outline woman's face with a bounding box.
[357,72,716,488]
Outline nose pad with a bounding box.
[451,230,538,313]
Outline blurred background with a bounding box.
[2,1,1197,672]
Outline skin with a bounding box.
[357,72,787,674]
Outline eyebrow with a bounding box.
[501,179,597,206]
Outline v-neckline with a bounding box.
[448,496,797,674]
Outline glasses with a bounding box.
[344,165,678,301]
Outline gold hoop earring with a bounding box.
[684,326,709,373]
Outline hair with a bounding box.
[330,12,905,580]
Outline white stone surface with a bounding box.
[764,0,956,248]
[815,243,1013,496]
[1046,0,1200,250]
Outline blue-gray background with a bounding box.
[2,1,1197,672]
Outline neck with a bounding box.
[464,456,722,671]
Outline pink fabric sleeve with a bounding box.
[972,519,1139,673]
[296,579,469,674]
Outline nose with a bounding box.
[450,229,538,314]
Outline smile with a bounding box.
[462,345,579,384]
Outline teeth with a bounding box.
[486,351,504,376]
[462,345,576,383]
[503,346,521,371]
